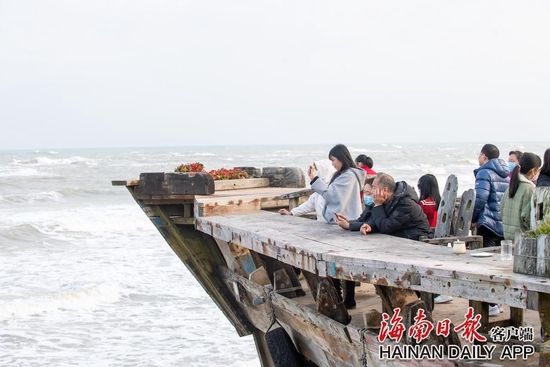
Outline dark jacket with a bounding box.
[536,173,550,187]
[349,205,374,231]
[472,158,510,237]
[366,181,430,240]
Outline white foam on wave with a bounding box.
[0,168,56,178]
[10,156,96,166]
[0,283,120,322]
[3,205,153,241]
[0,191,64,204]
[190,152,215,156]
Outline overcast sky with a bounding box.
[1,1,549,150]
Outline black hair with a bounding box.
[417,174,441,209]
[355,154,374,169]
[481,144,500,160]
[328,144,356,184]
[365,176,375,185]
[508,150,523,161]
[508,152,541,198]
[540,148,550,176]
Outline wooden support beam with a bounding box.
[469,300,489,345]
[540,340,550,367]
[540,292,550,344]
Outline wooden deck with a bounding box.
[196,210,547,310]
[117,174,550,367]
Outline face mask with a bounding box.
[531,170,540,182]
[364,196,374,206]
[508,162,516,171]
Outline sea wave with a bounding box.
[0,168,58,178]
[10,156,96,166]
[0,188,122,205]
[0,283,120,322]
[0,205,152,244]
[190,152,215,157]
[0,191,64,204]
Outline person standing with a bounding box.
[472,144,510,248]
[308,144,365,224]
[308,144,365,309]
[501,152,541,240]
[536,148,550,187]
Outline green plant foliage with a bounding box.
[523,219,550,238]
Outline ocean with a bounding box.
[1,142,548,367]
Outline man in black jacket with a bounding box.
[360,173,430,240]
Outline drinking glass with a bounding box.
[501,240,513,260]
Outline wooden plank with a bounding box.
[224,268,492,367]
[540,292,550,344]
[454,189,476,236]
[193,187,309,217]
[469,300,489,345]
[215,178,270,191]
[111,179,139,186]
[134,172,214,195]
[249,266,271,286]
[280,189,314,200]
[196,198,261,217]
[540,340,550,367]
[315,278,350,324]
[171,217,194,225]
[135,195,195,202]
[195,211,550,309]
[435,174,458,238]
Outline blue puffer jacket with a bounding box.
[472,158,510,237]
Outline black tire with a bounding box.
[264,327,302,367]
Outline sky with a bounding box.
[0,1,549,150]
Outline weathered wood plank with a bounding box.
[136,195,195,202]
[435,174,458,238]
[249,266,271,286]
[454,189,476,236]
[171,217,194,225]
[134,172,215,195]
[193,187,310,217]
[223,268,495,367]
[280,189,314,200]
[215,178,270,191]
[111,179,139,186]
[540,292,550,344]
[195,211,550,310]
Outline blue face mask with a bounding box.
[364,196,374,206]
[508,162,516,171]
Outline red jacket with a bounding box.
[419,197,438,228]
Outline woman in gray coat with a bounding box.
[307,144,365,309]
[308,144,366,224]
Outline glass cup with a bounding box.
[501,240,513,260]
